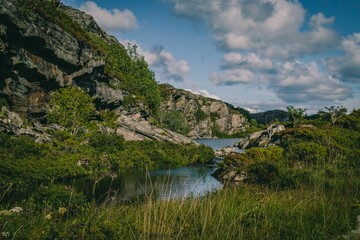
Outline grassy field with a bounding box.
[1,179,359,239]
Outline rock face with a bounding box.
[0,0,121,120]
[0,0,196,145]
[160,84,248,138]
[236,124,285,149]
[0,107,51,143]
[116,115,194,144]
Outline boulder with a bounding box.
[116,115,195,144]
[236,124,285,149]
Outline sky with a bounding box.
[61,0,360,113]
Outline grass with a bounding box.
[1,185,358,239]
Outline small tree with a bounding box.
[325,105,347,125]
[48,86,95,134]
[287,106,306,127]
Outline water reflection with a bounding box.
[73,166,222,203]
[72,139,244,202]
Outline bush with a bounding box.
[245,162,280,186]
[48,87,95,135]
[31,185,88,215]
[286,142,327,165]
[195,108,208,121]
[160,111,191,134]
[245,146,284,163]
[88,133,125,153]
[0,98,8,108]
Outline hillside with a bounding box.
[0,0,248,141]
[160,84,248,138]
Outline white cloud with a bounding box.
[268,61,352,103]
[163,0,339,58]
[79,1,138,31]
[221,53,273,71]
[327,33,360,83]
[184,89,220,100]
[211,69,254,85]
[144,45,190,82]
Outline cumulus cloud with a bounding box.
[268,61,352,103]
[163,0,339,58]
[144,45,190,82]
[211,69,254,86]
[184,89,220,100]
[79,1,138,31]
[327,33,360,83]
[221,53,274,71]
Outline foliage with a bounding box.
[2,184,359,239]
[286,106,306,127]
[233,107,252,121]
[88,133,125,153]
[318,105,347,125]
[160,110,191,134]
[195,108,208,121]
[0,132,214,189]
[338,108,360,130]
[285,142,327,164]
[88,34,162,115]
[0,97,8,109]
[30,185,88,215]
[245,146,284,163]
[48,87,95,135]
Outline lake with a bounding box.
[77,138,241,203]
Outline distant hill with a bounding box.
[251,110,289,125]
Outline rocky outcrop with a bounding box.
[214,146,240,159]
[115,115,194,144]
[0,0,122,120]
[236,124,285,149]
[160,84,248,138]
[0,107,51,143]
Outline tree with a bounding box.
[324,105,347,125]
[287,106,306,127]
[48,86,95,134]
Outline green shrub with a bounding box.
[31,184,88,214]
[245,162,280,186]
[195,108,208,121]
[88,133,125,153]
[245,146,284,163]
[160,111,191,134]
[48,86,95,135]
[286,142,327,164]
[0,98,8,108]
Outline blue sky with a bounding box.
[61,0,360,113]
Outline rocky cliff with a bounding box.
[0,0,249,142]
[0,0,189,143]
[160,84,248,138]
[0,0,122,120]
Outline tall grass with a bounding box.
[1,176,359,239]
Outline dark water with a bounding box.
[76,138,240,202]
[73,166,222,203]
[5,139,238,204]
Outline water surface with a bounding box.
[76,138,240,202]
